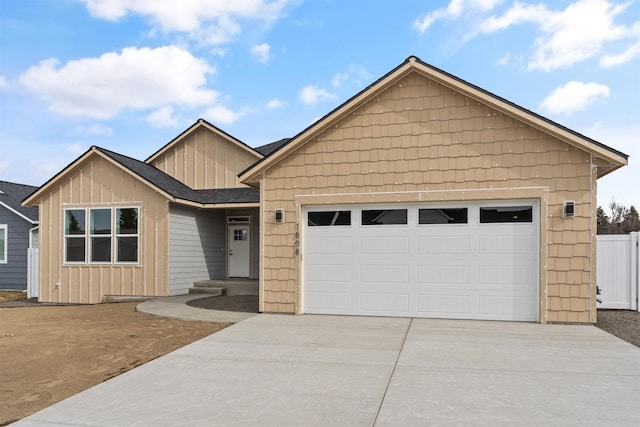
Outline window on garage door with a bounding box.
[307,211,351,226]
[418,208,468,224]
[480,206,533,223]
[361,209,407,225]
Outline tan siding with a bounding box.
[260,72,595,322]
[37,156,170,304]
[150,128,260,189]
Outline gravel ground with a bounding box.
[595,310,640,347]
[187,294,259,313]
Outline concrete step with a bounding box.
[188,286,225,296]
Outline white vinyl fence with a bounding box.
[597,232,639,311]
[27,248,38,299]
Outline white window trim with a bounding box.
[115,206,140,264]
[89,208,112,264]
[63,207,140,265]
[63,209,86,265]
[0,224,7,264]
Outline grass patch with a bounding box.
[0,291,27,303]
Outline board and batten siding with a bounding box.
[169,205,226,295]
[150,128,260,190]
[36,156,170,304]
[259,71,596,323]
[0,210,32,290]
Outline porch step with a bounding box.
[189,279,258,296]
[189,281,226,296]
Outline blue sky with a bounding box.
[0,0,638,210]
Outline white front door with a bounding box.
[229,225,250,277]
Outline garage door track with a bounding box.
[16,315,640,426]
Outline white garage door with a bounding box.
[302,201,539,321]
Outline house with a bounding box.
[0,180,39,290]
[24,56,628,323]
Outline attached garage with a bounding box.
[302,201,539,321]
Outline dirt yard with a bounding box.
[0,299,229,426]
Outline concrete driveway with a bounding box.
[17,315,640,426]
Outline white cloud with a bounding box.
[251,43,271,63]
[19,46,217,119]
[414,0,501,32]
[539,81,610,116]
[81,0,291,46]
[481,0,631,71]
[299,85,336,105]
[203,105,244,125]
[76,124,114,136]
[600,21,640,66]
[146,106,182,128]
[331,72,348,88]
[266,98,286,109]
[0,75,8,90]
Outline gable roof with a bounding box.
[239,56,628,183]
[23,147,259,208]
[145,118,263,164]
[254,138,291,156]
[0,180,39,224]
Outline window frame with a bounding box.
[115,207,140,264]
[63,207,140,265]
[0,224,7,264]
[64,209,87,264]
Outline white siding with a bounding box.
[169,205,226,295]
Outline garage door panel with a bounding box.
[305,292,352,312]
[478,234,535,254]
[360,236,409,254]
[360,293,409,313]
[305,264,352,282]
[417,236,470,254]
[360,264,409,283]
[478,295,536,319]
[479,266,535,285]
[306,237,353,254]
[417,294,470,314]
[417,265,470,284]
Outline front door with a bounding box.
[228,224,250,277]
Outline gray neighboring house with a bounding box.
[0,180,39,290]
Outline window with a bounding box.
[90,209,111,262]
[0,225,7,263]
[116,208,138,263]
[308,211,351,226]
[64,207,139,264]
[480,206,533,223]
[362,209,407,225]
[65,209,86,262]
[419,208,468,224]
[233,229,248,241]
